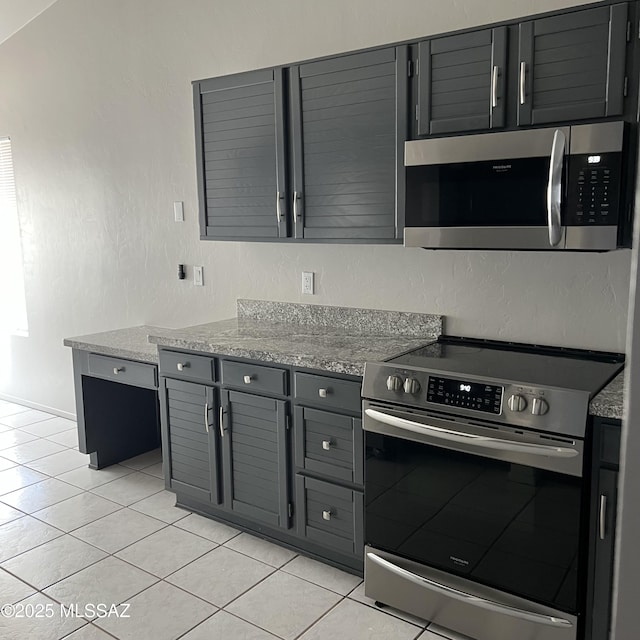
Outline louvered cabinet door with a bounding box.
[518,3,628,126]
[162,378,221,504]
[194,69,288,239]
[417,27,507,135]
[220,390,290,529]
[289,47,408,241]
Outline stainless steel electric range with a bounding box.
[361,336,623,640]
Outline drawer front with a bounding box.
[295,406,363,484]
[221,360,287,396]
[87,354,157,388]
[296,475,363,556]
[159,350,215,383]
[294,373,361,413]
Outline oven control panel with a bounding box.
[427,376,502,414]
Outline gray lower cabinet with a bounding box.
[160,377,221,505]
[220,388,290,529]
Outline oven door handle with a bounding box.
[367,553,573,629]
[364,408,579,458]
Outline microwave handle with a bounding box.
[547,129,566,247]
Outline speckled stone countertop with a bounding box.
[65,300,443,376]
[63,325,168,363]
[147,300,443,376]
[589,372,624,420]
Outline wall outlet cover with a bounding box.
[302,271,314,295]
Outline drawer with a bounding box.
[87,354,157,388]
[294,406,363,485]
[296,475,363,557]
[159,350,215,383]
[294,372,361,413]
[221,360,287,396]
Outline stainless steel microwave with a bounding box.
[404,121,631,251]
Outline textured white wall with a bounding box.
[0,0,630,415]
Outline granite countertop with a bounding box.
[65,300,444,376]
[148,300,443,376]
[589,372,624,420]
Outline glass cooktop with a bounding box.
[387,336,624,395]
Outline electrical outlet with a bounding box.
[302,271,314,295]
[173,201,185,222]
[194,266,204,286]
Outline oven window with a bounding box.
[365,432,582,613]
[405,158,554,227]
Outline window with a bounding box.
[0,137,28,335]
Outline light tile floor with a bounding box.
[0,399,458,640]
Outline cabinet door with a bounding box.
[290,47,408,241]
[194,69,288,239]
[518,3,628,126]
[160,378,221,504]
[592,468,618,640]
[417,27,507,136]
[220,389,290,529]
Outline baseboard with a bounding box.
[0,393,76,421]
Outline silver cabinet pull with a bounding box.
[243,375,252,384]
[276,191,283,221]
[367,553,572,628]
[204,402,209,434]
[322,510,332,521]
[322,440,332,451]
[318,388,328,398]
[599,494,607,540]
[219,406,225,438]
[491,65,499,109]
[519,61,526,105]
[113,367,124,374]
[177,362,189,372]
[546,129,566,247]
[293,191,300,219]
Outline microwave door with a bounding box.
[404,127,571,250]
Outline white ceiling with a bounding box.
[0,0,58,46]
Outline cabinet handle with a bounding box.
[322,509,332,521]
[113,367,124,374]
[322,439,332,451]
[243,375,253,384]
[177,362,189,372]
[276,191,283,221]
[293,191,300,219]
[219,406,225,438]
[318,388,328,398]
[519,61,526,105]
[204,402,209,434]
[599,494,607,540]
[491,65,499,109]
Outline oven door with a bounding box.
[363,401,584,640]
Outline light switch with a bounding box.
[194,266,204,286]
[174,201,185,222]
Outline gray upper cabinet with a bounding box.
[161,377,221,505]
[417,27,507,135]
[518,3,628,126]
[194,69,288,240]
[289,47,408,241]
[220,389,290,529]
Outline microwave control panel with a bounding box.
[566,152,621,225]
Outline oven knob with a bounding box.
[531,397,549,416]
[507,394,527,412]
[403,377,421,395]
[386,375,403,392]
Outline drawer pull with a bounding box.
[113,367,125,374]
[322,440,332,451]
[243,375,253,384]
[322,509,332,521]
[318,388,329,398]
[176,362,190,372]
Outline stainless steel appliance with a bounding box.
[362,337,623,640]
[404,121,631,251]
